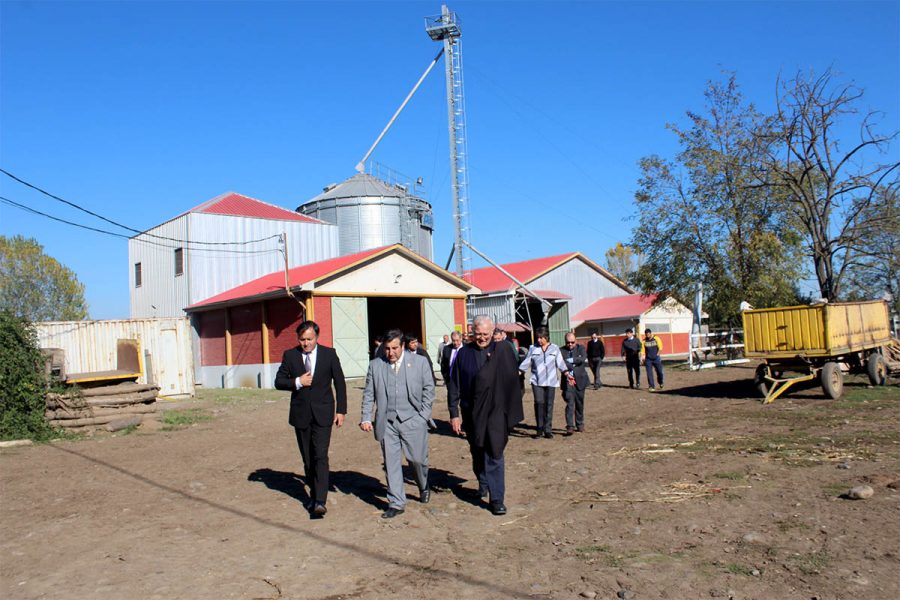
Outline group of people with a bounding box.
[274,318,667,521]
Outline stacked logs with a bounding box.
[46,383,159,431]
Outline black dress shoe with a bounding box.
[420,488,431,504]
[543,431,554,439]
[311,502,327,516]
[490,502,507,516]
[381,507,405,519]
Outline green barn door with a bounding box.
[424,298,455,368]
[547,302,570,347]
[331,297,369,378]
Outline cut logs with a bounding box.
[46,383,159,431]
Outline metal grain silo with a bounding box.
[297,173,434,261]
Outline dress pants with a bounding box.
[462,408,505,503]
[564,386,585,429]
[381,416,429,509]
[625,356,641,387]
[532,385,555,435]
[645,356,664,388]
[294,423,332,503]
[589,359,603,388]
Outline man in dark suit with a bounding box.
[586,332,606,389]
[440,331,463,384]
[405,335,435,383]
[274,320,347,518]
[561,332,590,434]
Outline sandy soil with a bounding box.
[2,363,899,600]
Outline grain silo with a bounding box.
[297,172,434,261]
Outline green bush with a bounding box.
[0,310,56,440]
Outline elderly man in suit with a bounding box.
[440,331,463,384]
[275,320,347,518]
[360,329,436,519]
[561,332,590,434]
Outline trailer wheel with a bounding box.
[821,362,843,399]
[866,353,887,386]
[754,364,770,398]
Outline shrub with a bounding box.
[0,310,56,440]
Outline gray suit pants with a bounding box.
[382,416,429,509]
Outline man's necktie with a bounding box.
[304,353,311,375]
[393,361,400,374]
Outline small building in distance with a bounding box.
[571,293,693,357]
[129,192,339,319]
[184,244,477,388]
[467,252,633,346]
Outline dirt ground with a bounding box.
[2,362,899,600]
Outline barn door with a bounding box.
[423,298,455,368]
[331,297,369,378]
[547,301,571,347]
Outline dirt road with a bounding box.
[2,364,898,599]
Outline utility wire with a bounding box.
[0,196,282,256]
[0,167,282,246]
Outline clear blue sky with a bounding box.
[2,0,898,319]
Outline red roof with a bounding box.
[572,293,659,322]
[187,246,389,309]
[467,253,578,293]
[187,192,323,223]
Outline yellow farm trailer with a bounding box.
[742,300,893,403]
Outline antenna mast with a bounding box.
[426,5,471,279]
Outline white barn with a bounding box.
[129,192,339,318]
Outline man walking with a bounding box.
[642,328,665,391]
[447,315,523,515]
[360,329,435,519]
[440,331,462,384]
[275,321,347,518]
[621,328,643,389]
[561,333,589,434]
[586,332,606,389]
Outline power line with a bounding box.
[0,196,282,256]
[0,167,282,246]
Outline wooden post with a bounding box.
[224,308,233,366]
[261,302,270,364]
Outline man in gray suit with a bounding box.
[360,329,435,519]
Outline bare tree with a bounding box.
[760,68,899,301]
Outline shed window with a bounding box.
[134,262,142,288]
[174,248,184,276]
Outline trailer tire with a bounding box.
[821,362,843,399]
[866,353,887,386]
[754,364,770,398]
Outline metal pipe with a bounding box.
[355,48,445,173]
[463,240,553,311]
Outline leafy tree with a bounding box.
[0,310,56,440]
[604,242,644,283]
[842,186,900,314]
[0,235,88,321]
[630,75,804,325]
[758,68,899,301]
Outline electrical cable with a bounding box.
[0,168,283,246]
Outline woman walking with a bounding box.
[518,327,572,439]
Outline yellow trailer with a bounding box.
[742,300,891,403]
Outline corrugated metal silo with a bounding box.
[297,173,434,261]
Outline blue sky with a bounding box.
[1,0,898,319]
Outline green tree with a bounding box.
[842,186,900,314]
[0,310,56,440]
[0,235,88,321]
[604,242,644,283]
[630,75,804,325]
[758,68,899,301]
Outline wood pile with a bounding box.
[46,383,159,431]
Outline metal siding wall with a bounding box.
[35,318,195,396]
[529,258,629,318]
[471,295,514,324]
[187,213,338,306]
[129,215,191,318]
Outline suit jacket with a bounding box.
[561,343,590,391]
[587,338,606,361]
[461,341,524,459]
[274,345,347,428]
[360,352,435,442]
[440,343,461,381]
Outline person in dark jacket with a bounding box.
[406,335,436,384]
[274,321,347,518]
[561,333,590,433]
[642,328,665,391]
[621,328,643,389]
[447,315,524,515]
[586,332,606,389]
[440,331,463,383]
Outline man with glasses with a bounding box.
[561,333,589,434]
[447,315,523,515]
